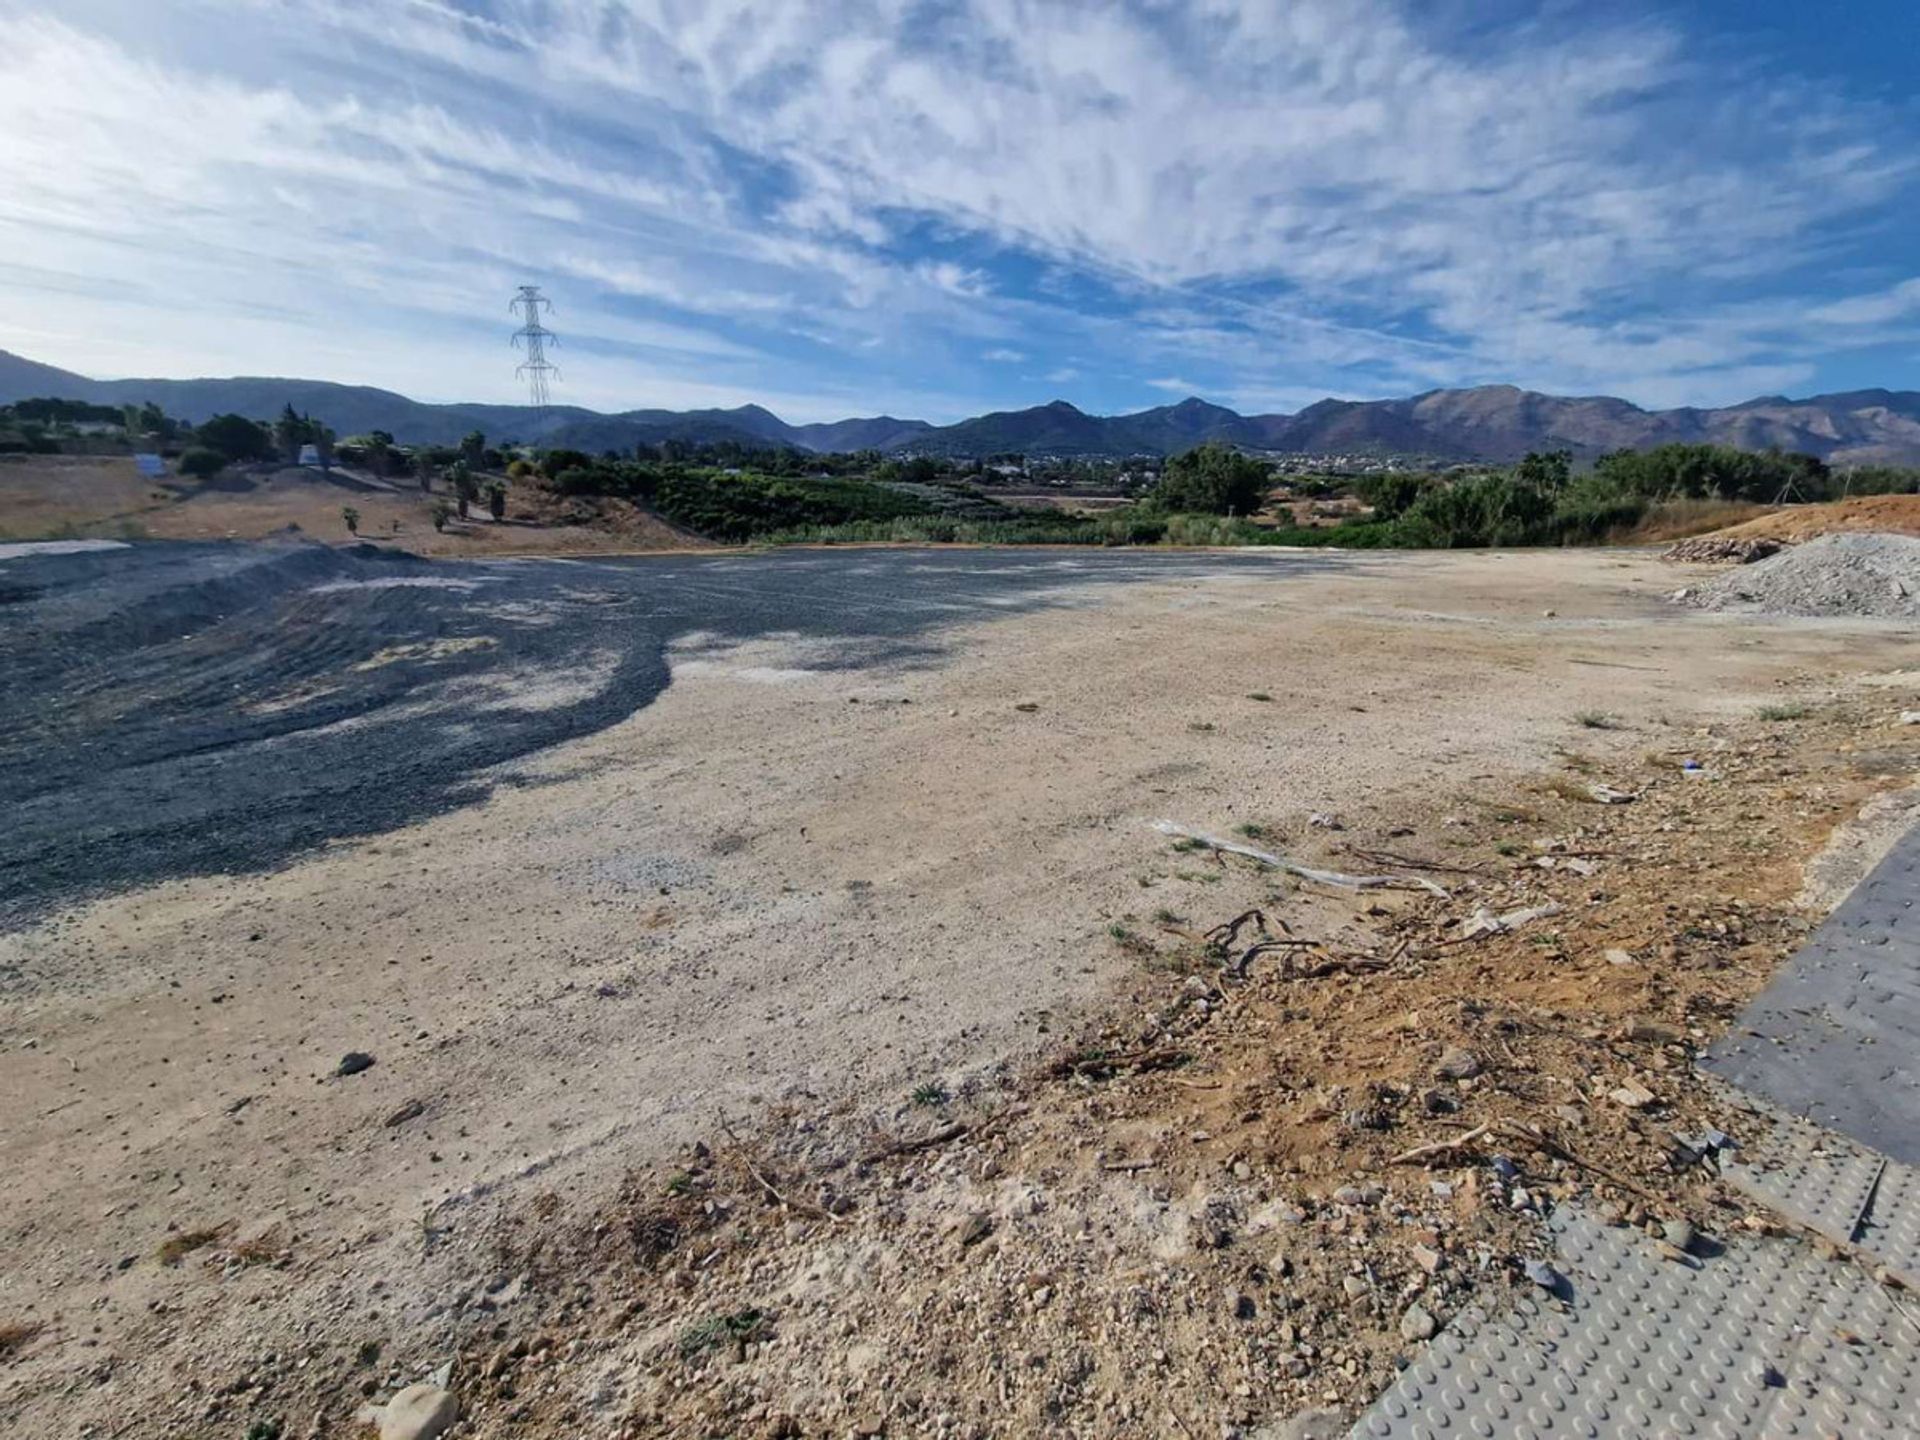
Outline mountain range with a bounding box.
[5,349,1919,467]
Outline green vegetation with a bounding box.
[1758,701,1811,721]
[909,1082,950,1108]
[1150,441,1271,514]
[178,447,227,479]
[195,412,274,464]
[678,1308,766,1360]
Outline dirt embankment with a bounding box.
[1707,493,1920,544]
[0,454,709,556]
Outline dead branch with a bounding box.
[1051,1046,1191,1080]
[1229,937,1315,980]
[857,1105,1024,1165]
[1153,821,1450,897]
[1389,1123,1492,1166]
[717,1117,841,1224]
[1294,954,1392,979]
[1337,844,1489,877]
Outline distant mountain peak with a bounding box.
[2,349,1917,466]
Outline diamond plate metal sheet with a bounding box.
[1856,1152,1920,1295]
[1719,1104,1883,1243]
[1350,1205,1920,1439]
[1699,820,1920,1162]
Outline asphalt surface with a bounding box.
[0,539,1342,928]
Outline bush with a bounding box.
[1152,443,1272,515]
[1593,444,1827,503]
[193,413,273,464]
[1353,473,1429,519]
[178,447,226,478]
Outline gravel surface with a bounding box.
[1684,532,1920,617]
[5,539,1916,1439]
[0,540,1345,927]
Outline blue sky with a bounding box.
[1,1,1916,423]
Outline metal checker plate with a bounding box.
[1349,1205,1920,1439]
[1719,1106,1883,1247]
[1698,821,1920,1163]
[1857,1155,1920,1295]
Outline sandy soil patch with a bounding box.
[0,455,710,556]
[0,547,1915,1437]
[1708,493,1920,543]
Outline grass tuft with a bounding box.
[155,1225,227,1267]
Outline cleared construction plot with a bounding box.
[0,539,1916,1438]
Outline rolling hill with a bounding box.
[5,349,1918,466]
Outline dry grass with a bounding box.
[0,1319,44,1362]
[1625,497,1772,543]
[155,1224,228,1267]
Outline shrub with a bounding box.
[1151,443,1272,515]
[193,413,273,463]
[178,447,226,478]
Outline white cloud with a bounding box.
[0,0,1915,417]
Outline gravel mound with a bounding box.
[1683,532,1920,617]
[1663,535,1784,564]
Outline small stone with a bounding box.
[1554,1104,1587,1127]
[1604,948,1636,967]
[1610,1080,1656,1109]
[1232,1161,1253,1181]
[336,1052,375,1078]
[1410,1244,1442,1275]
[1628,1016,1685,1045]
[1435,1047,1482,1080]
[1522,1258,1563,1292]
[1662,1219,1697,1253]
[1341,1275,1369,1298]
[380,1384,457,1440]
[1399,1304,1437,1342]
[955,1213,993,1249]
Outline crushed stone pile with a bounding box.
[1679,532,1920,617]
[1663,535,1785,565]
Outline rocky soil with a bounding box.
[1681,532,1920,618]
[4,544,1916,1439]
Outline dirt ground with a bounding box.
[0,455,707,556]
[1708,492,1920,542]
[1,546,1916,1438]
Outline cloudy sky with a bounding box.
[2,0,1917,422]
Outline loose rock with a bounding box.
[379,1384,457,1440]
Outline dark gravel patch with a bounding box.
[0,539,1342,928]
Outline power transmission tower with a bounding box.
[509,285,560,415]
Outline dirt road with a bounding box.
[1,541,1914,1435]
